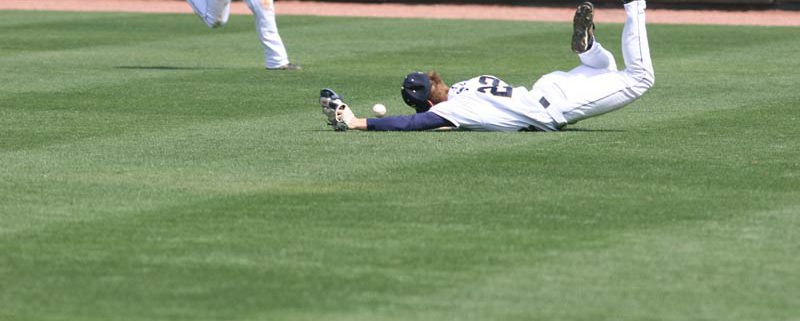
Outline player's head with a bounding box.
[401,72,432,112]
[401,71,449,113]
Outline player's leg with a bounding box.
[244,0,297,70]
[569,42,618,77]
[619,0,655,97]
[558,0,654,124]
[186,0,231,28]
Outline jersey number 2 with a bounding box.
[477,76,513,97]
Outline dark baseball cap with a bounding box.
[401,71,433,113]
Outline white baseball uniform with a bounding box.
[431,0,654,132]
[431,75,564,131]
[186,0,290,69]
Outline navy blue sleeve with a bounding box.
[366,112,454,131]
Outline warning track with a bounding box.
[1,0,799,26]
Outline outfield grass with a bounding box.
[1,10,799,321]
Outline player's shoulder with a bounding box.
[456,75,502,87]
[469,74,500,81]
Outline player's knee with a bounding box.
[642,71,655,89]
[628,69,655,93]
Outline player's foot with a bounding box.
[571,1,595,54]
[267,63,302,71]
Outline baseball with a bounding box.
[372,103,387,117]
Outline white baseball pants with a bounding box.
[535,0,655,125]
[186,0,290,68]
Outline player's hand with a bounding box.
[321,99,338,126]
[320,88,346,129]
[321,98,353,131]
[334,102,355,131]
[319,88,357,131]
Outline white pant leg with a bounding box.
[558,0,655,124]
[186,0,230,28]
[567,41,618,77]
[621,0,655,94]
[245,0,290,68]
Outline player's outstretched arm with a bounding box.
[320,88,453,131]
[346,117,368,130]
[368,113,453,131]
[341,111,454,131]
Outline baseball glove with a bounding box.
[320,88,353,131]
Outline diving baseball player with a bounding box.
[186,0,300,70]
[322,0,654,131]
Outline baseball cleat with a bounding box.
[571,1,595,54]
[267,62,302,71]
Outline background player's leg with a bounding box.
[245,0,290,69]
[557,0,655,124]
[186,0,231,28]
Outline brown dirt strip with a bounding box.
[1,0,799,26]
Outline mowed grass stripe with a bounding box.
[314,205,800,321]
[3,160,797,320]
[9,99,793,235]
[0,114,569,235]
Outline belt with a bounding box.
[539,96,567,128]
[539,97,551,109]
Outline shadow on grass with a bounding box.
[114,66,226,71]
[308,128,627,133]
[561,128,626,133]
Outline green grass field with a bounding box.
[1,9,799,321]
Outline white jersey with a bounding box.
[429,75,564,132]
